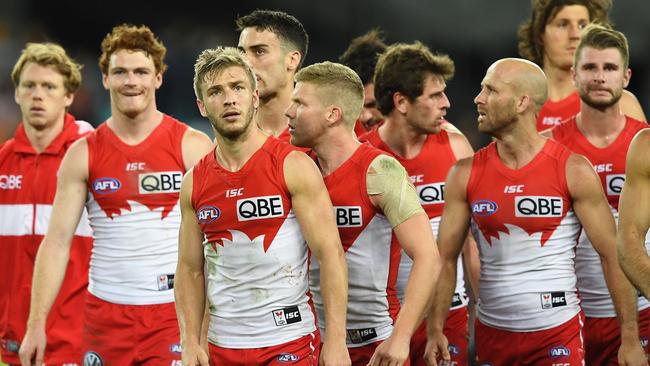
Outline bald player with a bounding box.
[426,58,644,366]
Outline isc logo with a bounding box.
[139,171,182,194]
[515,196,563,217]
[237,195,284,221]
[549,346,570,358]
[417,182,445,205]
[0,174,22,190]
[335,206,362,227]
[471,200,498,216]
[197,206,221,224]
[93,177,121,194]
[606,174,625,195]
[272,306,302,326]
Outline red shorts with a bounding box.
[410,307,468,366]
[584,307,650,365]
[348,340,411,366]
[640,307,650,358]
[82,292,181,366]
[209,331,320,365]
[476,313,584,366]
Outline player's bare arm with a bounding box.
[19,138,89,366]
[181,128,214,170]
[365,155,439,366]
[618,129,650,299]
[567,153,647,366]
[284,151,350,366]
[620,90,647,122]
[424,158,473,366]
[174,169,210,366]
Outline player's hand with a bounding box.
[367,334,409,366]
[423,331,450,366]
[617,339,648,366]
[320,339,351,366]
[19,325,47,366]
[182,342,210,366]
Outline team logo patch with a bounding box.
[640,336,647,348]
[0,174,22,190]
[138,171,182,194]
[451,293,464,307]
[272,306,302,326]
[471,200,498,216]
[197,206,221,224]
[515,196,563,218]
[606,174,625,195]
[169,343,182,353]
[541,292,567,309]
[3,339,19,353]
[549,345,570,358]
[83,351,104,366]
[347,327,378,344]
[448,344,460,355]
[417,182,445,205]
[157,274,175,290]
[277,353,300,363]
[93,177,121,194]
[237,195,284,221]
[335,206,362,227]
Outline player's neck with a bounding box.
[494,119,547,170]
[214,126,267,172]
[576,103,626,148]
[257,89,291,136]
[544,65,575,101]
[378,116,427,159]
[314,131,360,177]
[108,105,162,146]
[23,116,65,153]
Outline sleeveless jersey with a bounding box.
[361,128,469,310]
[536,91,580,131]
[552,116,650,317]
[192,137,316,348]
[85,114,187,305]
[310,144,400,347]
[0,114,93,364]
[467,139,581,331]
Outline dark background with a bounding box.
[1,0,648,150]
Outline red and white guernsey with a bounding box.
[536,91,580,131]
[0,114,93,364]
[552,116,650,317]
[310,144,400,347]
[86,114,187,305]
[467,139,582,331]
[191,137,316,348]
[362,128,469,310]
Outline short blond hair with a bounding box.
[193,47,257,101]
[12,42,82,94]
[295,61,364,127]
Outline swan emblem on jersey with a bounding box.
[212,229,266,252]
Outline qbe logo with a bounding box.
[138,171,182,194]
[335,206,362,227]
[93,177,121,194]
[548,345,570,358]
[277,353,300,363]
[471,200,498,216]
[515,196,563,218]
[83,351,103,366]
[417,182,445,205]
[606,174,625,195]
[272,306,302,326]
[237,195,284,221]
[197,206,221,224]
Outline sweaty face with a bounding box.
[404,74,450,135]
[284,82,329,148]
[359,83,384,130]
[238,28,292,102]
[102,49,162,119]
[14,62,73,131]
[197,66,259,141]
[474,65,518,136]
[541,5,590,70]
[574,47,629,110]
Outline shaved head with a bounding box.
[488,58,548,112]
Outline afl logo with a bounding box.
[92,177,121,194]
[277,352,300,363]
[197,206,221,224]
[471,200,498,216]
[83,351,104,366]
